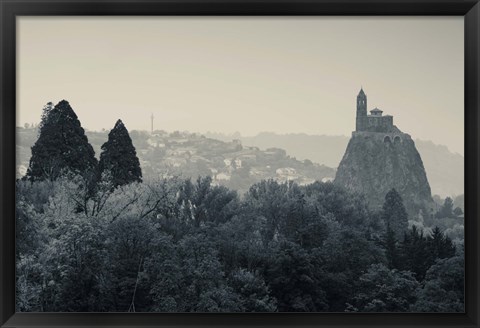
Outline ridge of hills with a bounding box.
[16,128,463,198]
[205,132,464,198]
[16,128,335,194]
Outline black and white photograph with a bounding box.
[15,17,464,313]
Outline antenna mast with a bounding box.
[150,113,154,134]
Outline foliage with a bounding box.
[99,120,142,188]
[17,106,464,313]
[16,175,463,313]
[266,241,328,312]
[26,100,98,181]
[398,226,456,281]
[383,226,400,269]
[347,263,419,312]
[436,197,454,219]
[382,188,408,238]
[412,254,464,312]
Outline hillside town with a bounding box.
[16,126,335,193]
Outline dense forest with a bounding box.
[16,101,464,312]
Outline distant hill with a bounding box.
[205,132,464,198]
[16,128,335,194]
[414,140,464,198]
[17,128,463,198]
[205,132,350,168]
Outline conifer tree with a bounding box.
[26,100,98,181]
[38,102,54,132]
[383,225,400,269]
[436,197,454,218]
[381,188,409,238]
[98,119,142,188]
[428,227,456,259]
[399,226,431,281]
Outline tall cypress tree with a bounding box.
[381,188,409,238]
[98,119,142,188]
[383,225,400,269]
[26,100,98,181]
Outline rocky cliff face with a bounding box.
[334,130,434,218]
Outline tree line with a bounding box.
[26,100,142,188]
[15,101,463,312]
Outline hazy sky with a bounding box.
[17,17,464,155]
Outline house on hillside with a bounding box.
[215,172,231,181]
[276,167,298,182]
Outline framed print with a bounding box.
[1,0,479,327]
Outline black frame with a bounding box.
[1,0,479,327]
